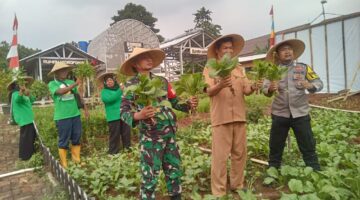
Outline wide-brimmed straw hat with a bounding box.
[7,76,34,91]
[207,34,245,59]
[266,39,305,62]
[48,62,74,76]
[97,71,116,82]
[120,48,165,76]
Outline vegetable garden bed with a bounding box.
[32,96,360,200]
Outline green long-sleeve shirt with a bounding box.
[101,88,123,122]
[11,91,35,126]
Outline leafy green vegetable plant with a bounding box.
[206,53,238,95]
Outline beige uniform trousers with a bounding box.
[211,121,247,196]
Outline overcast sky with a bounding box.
[0,0,359,50]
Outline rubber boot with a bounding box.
[71,145,81,163]
[58,149,68,168]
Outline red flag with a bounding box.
[269,5,273,15]
[13,14,18,31]
[7,14,19,69]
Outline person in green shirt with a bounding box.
[98,71,131,154]
[7,76,36,160]
[48,62,89,168]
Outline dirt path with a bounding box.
[0,115,55,200]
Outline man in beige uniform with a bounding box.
[203,34,259,196]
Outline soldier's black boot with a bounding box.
[170,194,181,200]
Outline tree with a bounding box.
[111,3,164,42]
[193,7,222,37]
[0,41,40,70]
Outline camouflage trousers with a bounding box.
[139,132,182,200]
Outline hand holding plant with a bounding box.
[269,81,279,93]
[265,63,288,95]
[174,73,205,114]
[134,106,156,120]
[187,96,199,114]
[206,53,238,95]
[124,74,168,124]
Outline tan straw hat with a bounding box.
[207,34,245,59]
[7,76,34,91]
[266,39,305,62]
[96,71,116,82]
[48,62,74,76]
[120,48,165,76]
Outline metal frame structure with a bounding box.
[160,29,215,81]
[276,12,360,93]
[20,43,104,83]
[88,19,160,71]
[20,43,104,98]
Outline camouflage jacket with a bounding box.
[120,73,190,138]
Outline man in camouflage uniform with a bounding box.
[263,39,323,170]
[120,48,198,200]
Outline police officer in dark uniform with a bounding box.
[262,39,323,170]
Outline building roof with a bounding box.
[238,53,266,63]
[20,43,104,63]
[240,11,360,57]
[240,35,269,57]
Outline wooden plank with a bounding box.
[250,158,269,166]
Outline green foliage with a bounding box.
[174,73,207,98]
[16,152,44,169]
[197,96,210,113]
[265,61,288,81]
[247,60,269,81]
[247,59,288,82]
[0,41,40,70]
[111,3,164,42]
[124,74,167,107]
[73,61,95,79]
[245,95,272,123]
[206,53,238,95]
[30,80,49,100]
[12,68,27,87]
[32,104,360,199]
[183,62,205,74]
[0,69,12,102]
[116,73,130,85]
[206,53,238,78]
[193,7,222,36]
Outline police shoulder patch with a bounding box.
[305,65,319,80]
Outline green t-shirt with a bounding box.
[12,91,35,126]
[101,88,122,122]
[48,79,80,121]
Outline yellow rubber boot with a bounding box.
[58,149,68,168]
[71,145,81,163]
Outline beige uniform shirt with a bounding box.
[203,66,253,126]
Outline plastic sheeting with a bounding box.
[311,26,328,92]
[327,22,345,93]
[344,17,360,92]
[273,15,360,93]
[297,29,311,65]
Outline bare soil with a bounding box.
[308,93,360,111]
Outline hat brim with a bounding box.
[7,76,34,91]
[120,49,165,76]
[96,72,116,82]
[47,65,74,76]
[266,39,305,62]
[207,34,245,59]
